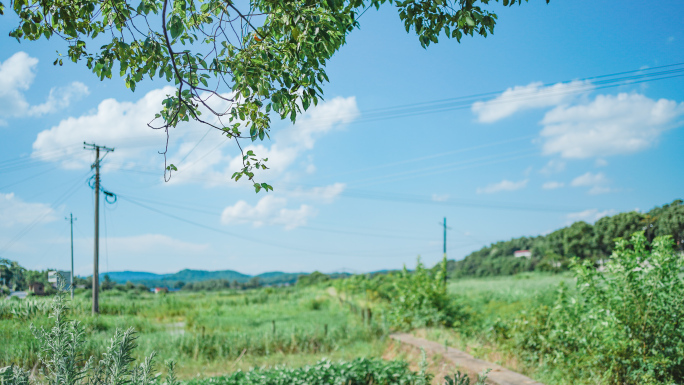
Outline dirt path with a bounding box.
[390,333,545,385]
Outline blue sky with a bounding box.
[1,0,683,276]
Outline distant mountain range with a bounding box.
[100,269,308,288]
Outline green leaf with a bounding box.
[168,15,183,39]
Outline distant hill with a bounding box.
[444,199,683,277]
[100,269,307,288]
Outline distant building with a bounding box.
[154,287,169,294]
[28,282,45,296]
[514,250,532,258]
[48,270,71,288]
[8,291,28,299]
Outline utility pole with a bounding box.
[66,213,76,299]
[441,217,451,286]
[84,142,114,314]
[443,217,447,260]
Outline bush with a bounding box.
[384,259,456,330]
[0,288,179,385]
[336,258,464,331]
[188,358,428,385]
[513,232,684,384]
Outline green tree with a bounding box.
[655,200,684,250]
[297,271,330,286]
[3,0,548,189]
[101,274,116,291]
[0,258,12,288]
[8,261,26,290]
[594,211,645,256]
[562,221,596,260]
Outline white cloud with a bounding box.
[221,195,316,230]
[0,52,88,123]
[33,85,358,185]
[432,194,449,202]
[289,183,346,203]
[476,179,528,194]
[595,158,608,167]
[219,183,343,230]
[571,172,614,195]
[32,87,177,169]
[588,186,613,195]
[542,181,564,190]
[567,209,616,224]
[169,96,359,185]
[0,52,36,120]
[28,82,90,116]
[571,172,607,187]
[0,193,57,227]
[540,93,684,158]
[539,159,566,175]
[472,80,592,123]
[277,96,359,149]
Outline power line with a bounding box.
[300,63,684,127]
[113,165,588,213]
[348,148,537,187]
[323,134,536,179]
[353,62,684,117]
[115,193,450,257]
[177,127,214,165]
[0,174,88,257]
[0,165,62,190]
[337,189,584,213]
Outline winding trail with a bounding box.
[390,333,545,385]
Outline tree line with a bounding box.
[447,199,684,277]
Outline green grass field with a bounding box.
[4,268,673,385]
[1,286,387,378]
[0,273,573,382]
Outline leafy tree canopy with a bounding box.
[2,0,547,190]
[448,199,684,277]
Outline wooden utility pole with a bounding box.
[66,213,76,299]
[84,142,113,314]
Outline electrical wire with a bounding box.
[103,196,110,275]
[0,165,62,190]
[337,188,583,213]
[348,148,537,186]
[0,174,88,257]
[299,63,684,128]
[115,193,450,257]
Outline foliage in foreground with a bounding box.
[444,370,489,385]
[5,0,548,188]
[513,233,684,384]
[0,287,179,385]
[188,358,425,385]
[187,352,489,385]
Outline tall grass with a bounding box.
[1,286,383,376]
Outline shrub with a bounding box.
[384,259,454,330]
[0,287,178,385]
[513,232,684,384]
